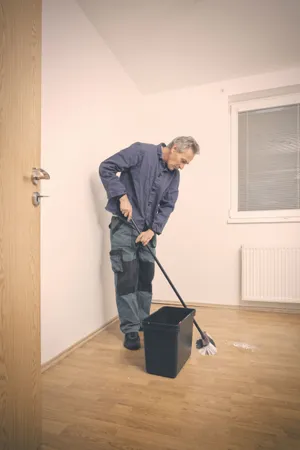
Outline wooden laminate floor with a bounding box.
[42,306,300,450]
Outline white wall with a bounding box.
[41,0,143,364]
[140,67,300,306]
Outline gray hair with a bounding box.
[167,136,200,155]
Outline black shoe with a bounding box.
[124,332,141,350]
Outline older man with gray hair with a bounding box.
[99,137,199,350]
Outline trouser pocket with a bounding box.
[110,249,138,296]
[110,216,134,249]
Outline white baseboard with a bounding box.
[41,316,118,373]
[152,299,300,314]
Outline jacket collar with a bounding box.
[157,143,173,172]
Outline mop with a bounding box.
[131,219,217,356]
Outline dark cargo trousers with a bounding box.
[109,216,156,334]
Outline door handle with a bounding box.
[32,192,49,207]
[31,167,50,185]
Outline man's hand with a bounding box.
[119,195,132,221]
[136,229,155,247]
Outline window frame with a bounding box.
[228,93,300,224]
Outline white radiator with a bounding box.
[241,246,300,303]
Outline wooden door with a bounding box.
[0,1,42,449]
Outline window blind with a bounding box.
[238,103,300,212]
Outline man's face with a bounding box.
[167,146,195,171]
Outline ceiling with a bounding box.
[77,0,300,94]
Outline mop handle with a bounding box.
[130,218,206,340]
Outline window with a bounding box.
[229,93,300,223]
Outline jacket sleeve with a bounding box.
[151,171,180,235]
[99,142,142,200]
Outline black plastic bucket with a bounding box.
[142,306,195,378]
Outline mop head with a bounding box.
[196,332,217,356]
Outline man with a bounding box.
[99,136,199,350]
